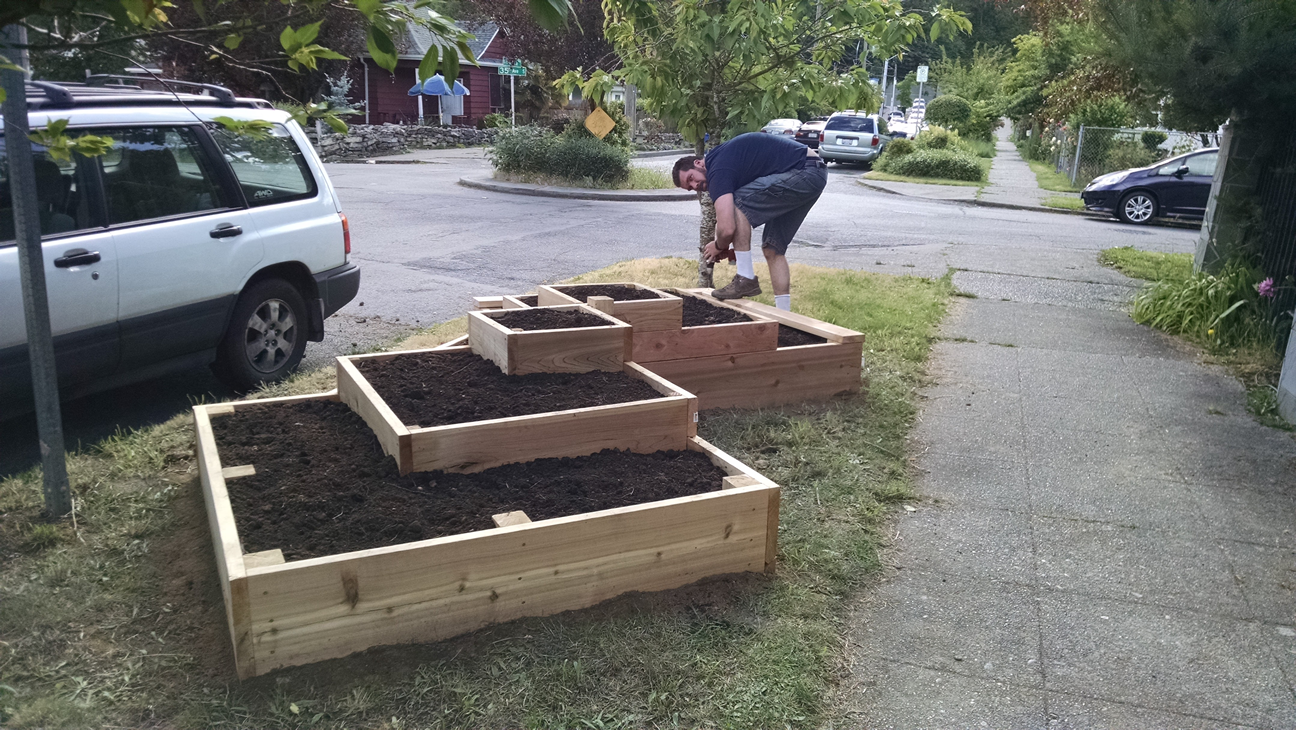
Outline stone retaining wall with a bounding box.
[309,124,498,161]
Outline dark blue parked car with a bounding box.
[1081,148,1219,224]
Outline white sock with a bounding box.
[775,295,791,311]
[735,250,755,279]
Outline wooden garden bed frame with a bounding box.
[194,394,779,679]
[467,304,631,375]
[641,292,865,410]
[630,289,779,363]
[337,345,697,474]
[538,283,682,332]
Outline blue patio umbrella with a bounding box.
[421,73,453,96]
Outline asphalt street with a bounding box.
[0,148,1199,477]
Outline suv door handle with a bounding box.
[54,249,101,268]
[210,223,243,239]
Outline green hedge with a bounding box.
[488,124,629,184]
[877,147,984,182]
[926,95,973,129]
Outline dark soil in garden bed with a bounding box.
[355,351,664,427]
[556,284,663,301]
[778,325,827,347]
[681,296,753,327]
[513,295,539,306]
[491,308,609,331]
[213,400,727,560]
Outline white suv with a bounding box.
[0,78,359,415]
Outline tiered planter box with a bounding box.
[538,283,682,332]
[631,289,779,363]
[641,292,865,410]
[194,392,780,678]
[467,304,631,375]
[337,345,696,474]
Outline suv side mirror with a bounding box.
[1173,165,1189,178]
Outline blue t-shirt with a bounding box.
[703,133,809,200]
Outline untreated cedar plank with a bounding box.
[631,319,778,363]
[645,342,863,410]
[432,334,469,350]
[491,511,532,527]
[473,296,504,310]
[407,396,691,474]
[713,297,864,343]
[244,549,286,569]
[470,306,630,375]
[501,295,532,310]
[689,435,779,489]
[723,475,761,489]
[222,464,256,479]
[242,485,772,674]
[467,311,512,373]
[536,285,580,307]
[764,488,781,574]
[586,295,615,314]
[336,357,410,468]
[627,362,697,436]
[206,404,236,416]
[608,297,681,332]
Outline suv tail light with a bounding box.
[871,135,879,147]
[819,132,825,143]
[340,213,351,254]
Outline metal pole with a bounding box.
[1,25,72,518]
[510,74,515,126]
[880,56,889,113]
[1071,125,1086,186]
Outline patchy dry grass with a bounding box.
[0,259,953,728]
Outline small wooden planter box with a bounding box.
[468,304,631,375]
[193,396,780,679]
[631,289,779,363]
[642,293,865,410]
[538,283,682,332]
[337,345,697,474]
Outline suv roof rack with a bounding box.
[22,77,268,111]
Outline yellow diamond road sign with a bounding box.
[584,107,616,140]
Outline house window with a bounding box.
[489,73,503,109]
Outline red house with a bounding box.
[352,22,513,126]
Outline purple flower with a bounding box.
[1257,277,1275,298]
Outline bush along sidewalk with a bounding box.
[0,258,955,729]
[486,106,669,190]
[1102,248,1294,429]
[870,126,989,184]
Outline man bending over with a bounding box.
[673,132,828,309]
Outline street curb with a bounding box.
[458,176,695,202]
[856,179,1095,217]
[634,148,693,159]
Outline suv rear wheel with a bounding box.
[214,278,308,390]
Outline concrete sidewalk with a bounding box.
[834,247,1296,727]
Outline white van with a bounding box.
[0,78,359,416]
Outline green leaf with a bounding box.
[280,25,296,52]
[527,0,569,32]
[192,0,208,22]
[296,21,322,46]
[442,47,460,86]
[418,46,439,84]
[366,27,398,72]
[212,116,274,140]
[223,33,243,50]
[324,115,349,134]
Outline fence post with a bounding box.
[1071,126,1086,187]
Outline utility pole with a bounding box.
[1,25,73,518]
[880,56,889,113]
[510,74,515,126]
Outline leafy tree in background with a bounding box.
[598,0,970,285]
[465,0,614,76]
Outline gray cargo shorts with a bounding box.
[732,158,828,255]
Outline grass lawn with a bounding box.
[1098,246,1193,282]
[1026,159,1084,193]
[493,167,672,190]
[0,258,954,729]
[863,170,984,188]
[1041,195,1085,211]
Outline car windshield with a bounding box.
[825,117,874,133]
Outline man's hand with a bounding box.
[703,239,735,263]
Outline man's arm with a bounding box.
[713,193,736,249]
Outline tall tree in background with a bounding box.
[467,0,614,74]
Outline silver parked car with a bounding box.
[760,118,802,137]
[817,112,887,166]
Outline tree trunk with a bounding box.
[697,191,716,287]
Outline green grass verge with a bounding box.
[1098,246,1193,282]
[1026,159,1083,192]
[1041,195,1085,211]
[0,258,953,729]
[493,167,673,190]
[862,170,983,188]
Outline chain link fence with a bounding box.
[1042,126,1222,188]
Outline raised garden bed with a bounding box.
[194,390,779,678]
[631,290,779,364]
[538,282,682,332]
[468,304,631,375]
[337,345,696,474]
[641,292,864,410]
